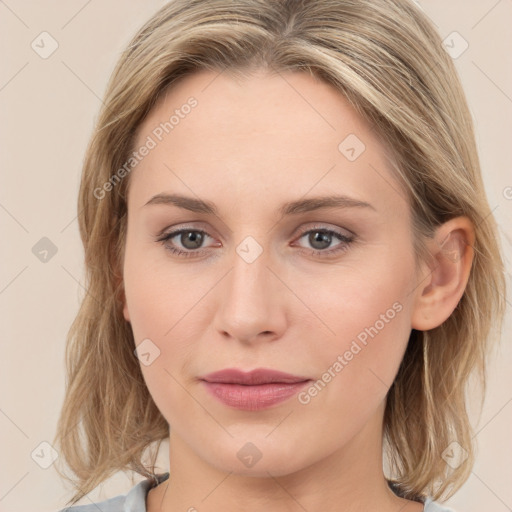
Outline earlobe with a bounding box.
[115,275,131,323]
[121,289,131,322]
[123,300,131,322]
[411,217,475,331]
[111,246,130,322]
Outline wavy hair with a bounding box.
[53,0,506,505]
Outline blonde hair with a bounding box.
[53,0,506,505]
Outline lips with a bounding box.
[199,368,311,411]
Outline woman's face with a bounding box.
[122,68,427,476]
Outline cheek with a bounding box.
[300,249,413,344]
[123,239,204,341]
[122,245,216,412]
[123,252,203,424]
[294,249,415,417]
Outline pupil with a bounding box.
[309,231,331,250]
[182,231,203,249]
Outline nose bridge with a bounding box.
[214,240,285,342]
[226,245,275,317]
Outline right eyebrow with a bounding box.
[143,193,217,214]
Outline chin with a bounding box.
[198,434,313,477]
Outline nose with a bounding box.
[213,245,287,345]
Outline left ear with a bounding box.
[411,216,475,331]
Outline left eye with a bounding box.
[156,226,354,258]
[295,228,353,254]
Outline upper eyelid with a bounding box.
[296,223,354,238]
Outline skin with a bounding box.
[121,68,475,512]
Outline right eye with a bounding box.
[156,228,220,258]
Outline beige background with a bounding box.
[1,1,511,511]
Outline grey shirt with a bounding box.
[58,472,456,511]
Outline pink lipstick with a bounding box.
[199,368,311,411]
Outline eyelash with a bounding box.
[156,224,355,259]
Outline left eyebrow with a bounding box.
[279,195,376,216]
[142,193,376,215]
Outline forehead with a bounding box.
[135,68,377,151]
[129,69,407,217]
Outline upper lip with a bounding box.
[200,368,311,385]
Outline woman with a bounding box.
[54,0,506,510]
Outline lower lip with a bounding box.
[201,381,310,411]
